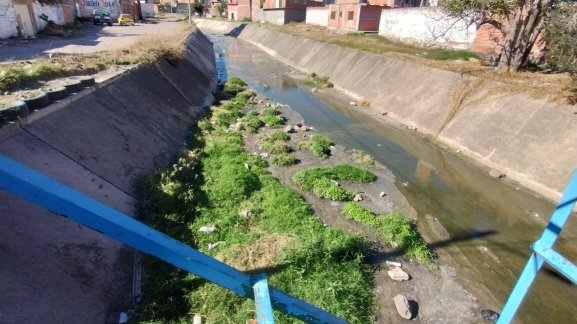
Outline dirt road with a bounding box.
[0,19,186,62]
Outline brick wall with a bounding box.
[0,0,18,38]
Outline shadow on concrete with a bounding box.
[226,24,246,38]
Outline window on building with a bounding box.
[347,11,354,20]
[330,11,336,20]
[339,11,342,17]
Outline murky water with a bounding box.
[207,33,577,323]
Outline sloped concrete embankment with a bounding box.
[0,28,217,323]
[196,20,577,202]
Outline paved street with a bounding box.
[0,19,186,62]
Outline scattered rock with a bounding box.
[330,179,339,186]
[387,267,410,281]
[349,101,357,106]
[401,181,409,187]
[199,225,216,234]
[381,112,388,116]
[353,194,363,202]
[489,169,506,178]
[329,145,336,151]
[260,152,269,159]
[284,125,294,133]
[393,294,414,319]
[208,242,221,250]
[239,210,252,218]
[481,309,499,322]
[379,191,386,197]
[385,260,402,267]
[311,88,318,93]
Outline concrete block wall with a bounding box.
[378,7,477,49]
[0,0,18,38]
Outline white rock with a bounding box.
[260,152,269,158]
[208,242,220,250]
[349,101,357,106]
[199,225,216,234]
[393,294,414,319]
[239,210,252,218]
[489,169,506,178]
[387,267,410,281]
[379,191,386,197]
[192,314,202,324]
[330,180,339,186]
[353,194,363,202]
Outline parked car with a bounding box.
[118,14,135,26]
[92,9,113,26]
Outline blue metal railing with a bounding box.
[498,170,577,323]
[0,154,345,324]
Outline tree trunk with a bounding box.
[499,0,552,71]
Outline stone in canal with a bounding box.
[284,125,293,133]
[481,309,499,322]
[393,294,414,319]
[489,169,506,178]
[353,194,363,202]
[387,267,410,281]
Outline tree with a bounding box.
[544,5,577,73]
[441,0,568,71]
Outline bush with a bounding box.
[352,150,376,166]
[309,134,333,159]
[223,77,247,96]
[381,212,432,264]
[262,131,290,143]
[261,108,280,116]
[292,164,375,190]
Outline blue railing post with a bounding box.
[0,154,346,324]
[497,170,577,323]
[252,273,275,324]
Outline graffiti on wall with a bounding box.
[81,0,119,17]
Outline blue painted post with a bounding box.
[0,154,345,324]
[252,273,275,324]
[497,170,577,324]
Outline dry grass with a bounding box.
[258,22,576,105]
[0,23,194,94]
[215,233,296,271]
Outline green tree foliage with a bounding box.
[544,5,577,74]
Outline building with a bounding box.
[0,0,75,39]
[326,0,393,32]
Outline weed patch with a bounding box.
[135,87,375,323]
[293,164,375,201]
[270,153,298,166]
[303,134,333,159]
[260,114,284,128]
[240,111,263,133]
[342,202,433,265]
[352,150,376,166]
[303,72,334,88]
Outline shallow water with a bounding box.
[208,33,577,323]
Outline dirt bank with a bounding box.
[195,19,577,203]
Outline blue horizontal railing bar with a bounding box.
[532,241,577,285]
[497,169,577,324]
[0,154,345,324]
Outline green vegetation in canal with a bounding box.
[135,87,375,323]
[303,72,334,88]
[352,150,376,166]
[293,164,376,201]
[260,108,284,128]
[240,110,263,133]
[342,202,433,265]
[299,134,334,159]
[261,131,298,166]
[270,152,298,166]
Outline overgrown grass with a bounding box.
[299,134,334,159]
[223,76,248,96]
[292,164,376,201]
[240,110,263,133]
[135,88,375,323]
[270,152,298,166]
[303,72,334,88]
[342,202,433,265]
[260,111,284,128]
